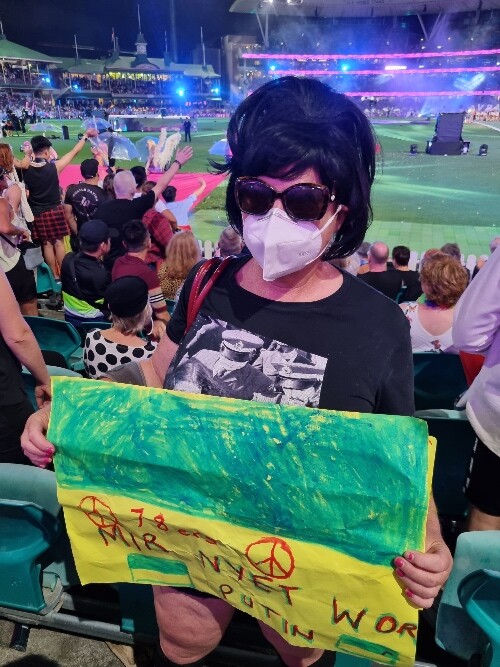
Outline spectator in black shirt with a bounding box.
[358,241,403,300]
[95,146,193,268]
[392,245,422,302]
[60,219,117,328]
[64,159,107,234]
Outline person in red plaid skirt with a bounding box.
[23,130,97,277]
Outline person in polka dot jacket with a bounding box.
[83,276,157,379]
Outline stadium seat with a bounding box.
[413,352,468,411]
[0,464,68,613]
[414,408,476,545]
[36,262,61,296]
[24,316,83,371]
[436,531,500,666]
[459,568,500,667]
[459,350,485,387]
[75,320,112,346]
[22,365,82,409]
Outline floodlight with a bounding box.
[479,144,488,156]
[410,144,418,155]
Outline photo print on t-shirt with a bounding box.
[165,314,327,407]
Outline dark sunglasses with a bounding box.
[235,177,335,222]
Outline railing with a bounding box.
[199,241,481,275]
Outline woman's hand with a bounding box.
[34,381,52,409]
[394,497,452,608]
[394,541,452,608]
[21,404,54,467]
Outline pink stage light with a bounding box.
[243,49,500,61]
[342,90,500,97]
[274,66,500,76]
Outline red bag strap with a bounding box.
[185,256,235,334]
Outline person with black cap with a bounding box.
[22,129,97,277]
[63,158,107,236]
[83,276,156,379]
[60,219,118,329]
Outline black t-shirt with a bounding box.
[165,257,414,416]
[398,269,422,302]
[60,252,111,305]
[23,160,61,215]
[95,190,155,267]
[0,333,26,406]
[358,270,404,301]
[65,182,107,229]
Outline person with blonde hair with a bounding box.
[83,276,157,379]
[158,231,202,301]
[216,225,243,258]
[400,254,469,352]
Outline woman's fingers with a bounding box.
[21,406,54,467]
[394,542,452,609]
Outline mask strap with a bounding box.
[310,204,343,240]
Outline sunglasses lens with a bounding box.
[236,180,274,215]
[284,185,327,221]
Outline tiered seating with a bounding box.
[24,316,83,372]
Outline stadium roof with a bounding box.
[230,0,500,18]
[0,35,61,63]
[55,56,219,78]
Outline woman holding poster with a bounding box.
[22,77,452,667]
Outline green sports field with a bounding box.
[9,117,499,255]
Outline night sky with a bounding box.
[1,0,257,62]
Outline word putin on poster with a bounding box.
[48,377,434,666]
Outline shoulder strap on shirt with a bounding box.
[185,255,235,335]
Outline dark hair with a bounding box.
[80,239,101,253]
[162,185,177,202]
[122,219,149,252]
[440,242,461,262]
[392,245,410,266]
[102,173,115,199]
[31,135,52,153]
[211,76,377,260]
[130,165,147,188]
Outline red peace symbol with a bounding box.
[245,537,295,579]
[79,496,119,530]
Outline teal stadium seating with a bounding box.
[437,531,500,667]
[413,352,468,411]
[24,316,83,371]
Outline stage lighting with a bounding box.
[479,144,488,156]
[176,88,185,97]
[410,144,418,155]
[462,142,470,154]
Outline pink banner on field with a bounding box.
[58,166,226,207]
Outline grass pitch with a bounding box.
[9,117,499,255]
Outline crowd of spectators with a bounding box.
[1,74,499,667]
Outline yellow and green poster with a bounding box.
[49,377,434,666]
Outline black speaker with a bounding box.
[62,125,70,140]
